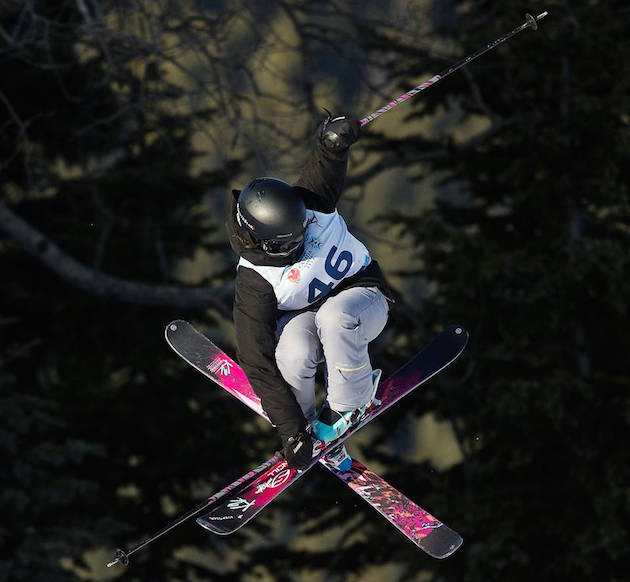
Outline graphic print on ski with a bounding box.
[320,457,461,558]
[195,324,468,535]
[165,321,463,558]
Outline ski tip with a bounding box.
[196,515,233,535]
[421,530,463,559]
[165,319,188,333]
[164,320,192,341]
[434,538,463,559]
[196,515,212,531]
[444,325,469,344]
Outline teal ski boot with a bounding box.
[312,369,382,444]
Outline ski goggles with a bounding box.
[260,234,305,257]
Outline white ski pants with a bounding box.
[275,286,389,423]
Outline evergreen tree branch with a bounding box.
[346,119,515,189]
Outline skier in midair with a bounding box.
[227,113,392,471]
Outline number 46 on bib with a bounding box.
[308,245,356,303]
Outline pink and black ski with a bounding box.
[165,320,467,558]
[321,457,462,558]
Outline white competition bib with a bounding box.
[238,210,371,311]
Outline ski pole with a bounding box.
[360,11,548,126]
[106,452,283,568]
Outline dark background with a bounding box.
[1,1,629,580]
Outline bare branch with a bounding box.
[0,200,233,312]
[75,0,93,25]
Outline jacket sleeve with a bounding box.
[234,266,307,441]
[293,137,350,213]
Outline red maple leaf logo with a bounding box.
[287,268,301,283]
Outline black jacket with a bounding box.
[227,136,391,443]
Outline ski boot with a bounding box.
[322,444,353,472]
[312,369,382,444]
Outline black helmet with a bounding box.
[236,177,307,257]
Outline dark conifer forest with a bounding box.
[1,1,629,580]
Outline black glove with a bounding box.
[282,429,314,471]
[320,111,360,152]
